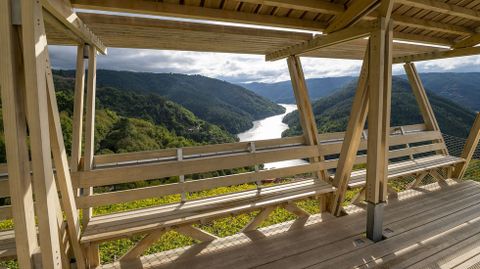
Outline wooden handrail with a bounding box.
[453,113,480,179]
[91,123,426,168]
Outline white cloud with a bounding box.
[48,45,480,84]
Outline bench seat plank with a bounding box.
[0,229,17,260]
[348,155,464,188]
[81,179,334,244]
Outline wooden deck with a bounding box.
[100,180,480,269]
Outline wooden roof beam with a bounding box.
[71,0,328,31]
[393,47,480,63]
[391,14,474,37]
[396,0,480,22]
[453,34,480,49]
[42,0,107,54]
[239,0,344,15]
[393,32,453,47]
[266,21,377,61]
[325,0,380,33]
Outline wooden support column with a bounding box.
[287,56,327,181]
[365,13,392,242]
[404,62,447,155]
[453,113,480,179]
[20,0,63,266]
[330,46,370,216]
[71,45,86,173]
[83,45,99,268]
[83,45,97,225]
[46,53,87,268]
[0,1,39,267]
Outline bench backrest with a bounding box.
[70,123,447,215]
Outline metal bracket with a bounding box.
[11,0,21,25]
[83,44,90,59]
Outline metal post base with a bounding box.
[366,201,385,242]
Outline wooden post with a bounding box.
[178,148,186,202]
[83,45,97,225]
[453,113,480,179]
[71,45,86,173]
[404,62,448,155]
[0,1,39,267]
[287,56,327,181]
[330,45,370,216]
[365,13,393,242]
[46,52,87,268]
[20,0,63,266]
[83,45,99,268]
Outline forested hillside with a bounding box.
[406,72,480,112]
[241,76,354,103]
[243,72,480,112]
[54,70,285,134]
[283,77,476,138]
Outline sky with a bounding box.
[49,45,480,84]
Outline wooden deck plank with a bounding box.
[258,183,480,268]
[99,180,480,269]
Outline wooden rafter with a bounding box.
[453,35,480,49]
[391,14,474,37]
[42,0,107,54]
[393,47,480,63]
[267,21,376,61]
[241,0,343,15]
[325,0,380,33]
[70,0,473,39]
[71,0,328,31]
[396,0,480,22]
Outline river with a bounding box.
[237,104,307,169]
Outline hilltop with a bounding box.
[243,72,480,112]
[55,70,285,134]
[283,77,476,138]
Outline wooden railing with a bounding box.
[0,123,439,217]
[70,124,439,209]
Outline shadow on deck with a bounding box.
[102,180,480,269]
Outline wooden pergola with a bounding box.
[2,0,480,268]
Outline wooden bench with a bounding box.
[72,123,463,263]
[0,174,17,261]
[73,136,335,262]
[81,178,333,244]
[338,127,465,190]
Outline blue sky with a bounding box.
[49,45,480,84]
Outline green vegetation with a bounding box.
[241,76,354,104]
[54,70,285,134]
[283,77,476,138]
[410,72,480,112]
[1,71,480,268]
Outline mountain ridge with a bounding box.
[282,77,476,139]
[242,72,480,112]
[54,69,285,134]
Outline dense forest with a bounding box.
[282,77,476,138]
[243,72,480,112]
[0,70,288,163]
[55,70,285,134]
[241,76,354,104]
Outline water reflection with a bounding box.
[237,104,308,169]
